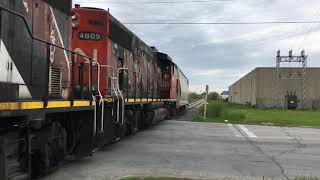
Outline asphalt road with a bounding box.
[43,118,320,180]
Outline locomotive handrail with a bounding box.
[0,6,168,101]
[0,6,95,61]
[112,76,121,124]
[128,69,165,83]
[94,61,103,100]
[94,61,105,133]
[99,65,118,98]
[0,6,97,107]
[116,67,166,125]
[92,94,97,134]
[117,68,128,125]
[100,65,121,124]
[123,68,165,101]
[77,61,109,132]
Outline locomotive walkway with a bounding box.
[43,120,320,180]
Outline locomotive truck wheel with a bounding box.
[127,111,139,134]
[171,108,177,117]
[31,121,67,177]
[116,123,127,138]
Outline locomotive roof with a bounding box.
[109,15,151,51]
[81,7,105,11]
[157,52,189,82]
[157,52,173,62]
[74,5,188,82]
[74,6,147,45]
[74,6,154,53]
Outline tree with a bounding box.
[208,91,220,100]
[188,92,202,101]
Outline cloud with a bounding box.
[74,0,320,93]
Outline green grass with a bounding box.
[119,177,320,180]
[120,177,193,180]
[194,101,320,127]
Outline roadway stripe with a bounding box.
[227,123,243,137]
[238,125,257,138]
[286,130,319,134]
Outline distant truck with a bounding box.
[221,91,229,102]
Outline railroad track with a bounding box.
[188,99,205,110]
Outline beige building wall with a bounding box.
[229,68,320,109]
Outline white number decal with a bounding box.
[79,33,84,39]
[78,32,102,40]
[96,34,101,40]
[85,33,90,39]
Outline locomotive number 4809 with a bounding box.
[78,32,102,41]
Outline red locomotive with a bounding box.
[0,1,189,179]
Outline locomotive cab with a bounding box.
[157,52,189,111]
[0,2,188,179]
[72,5,110,98]
[157,52,176,99]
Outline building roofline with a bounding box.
[228,67,320,88]
[229,68,258,88]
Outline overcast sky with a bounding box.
[74,0,320,93]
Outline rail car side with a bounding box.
[71,5,177,146]
[0,0,79,179]
[0,2,189,180]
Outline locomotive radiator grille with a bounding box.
[49,65,62,98]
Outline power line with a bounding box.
[122,21,320,25]
[295,8,320,50]
[75,0,231,4]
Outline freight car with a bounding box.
[157,52,189,113]
[0,1,189,179]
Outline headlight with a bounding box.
[72,15,79,29]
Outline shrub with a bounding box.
[188,92,202,101]
[224,111,246,122]
[208,92,220,100]
[208,102,225,118]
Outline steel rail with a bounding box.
[188,99,205,110]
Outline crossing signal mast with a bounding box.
[204,85,209,120]
[276,50,308,109]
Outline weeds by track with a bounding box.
[188,99,205,110]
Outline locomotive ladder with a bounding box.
[116,68,128,126]
[73,53,124,137]
[92,61,104,135]
[91,63,125,136]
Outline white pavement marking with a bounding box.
[227,124,243,137]
[287,130,319,134]
[238,125,258,138]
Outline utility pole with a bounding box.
[204,85,209,120]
